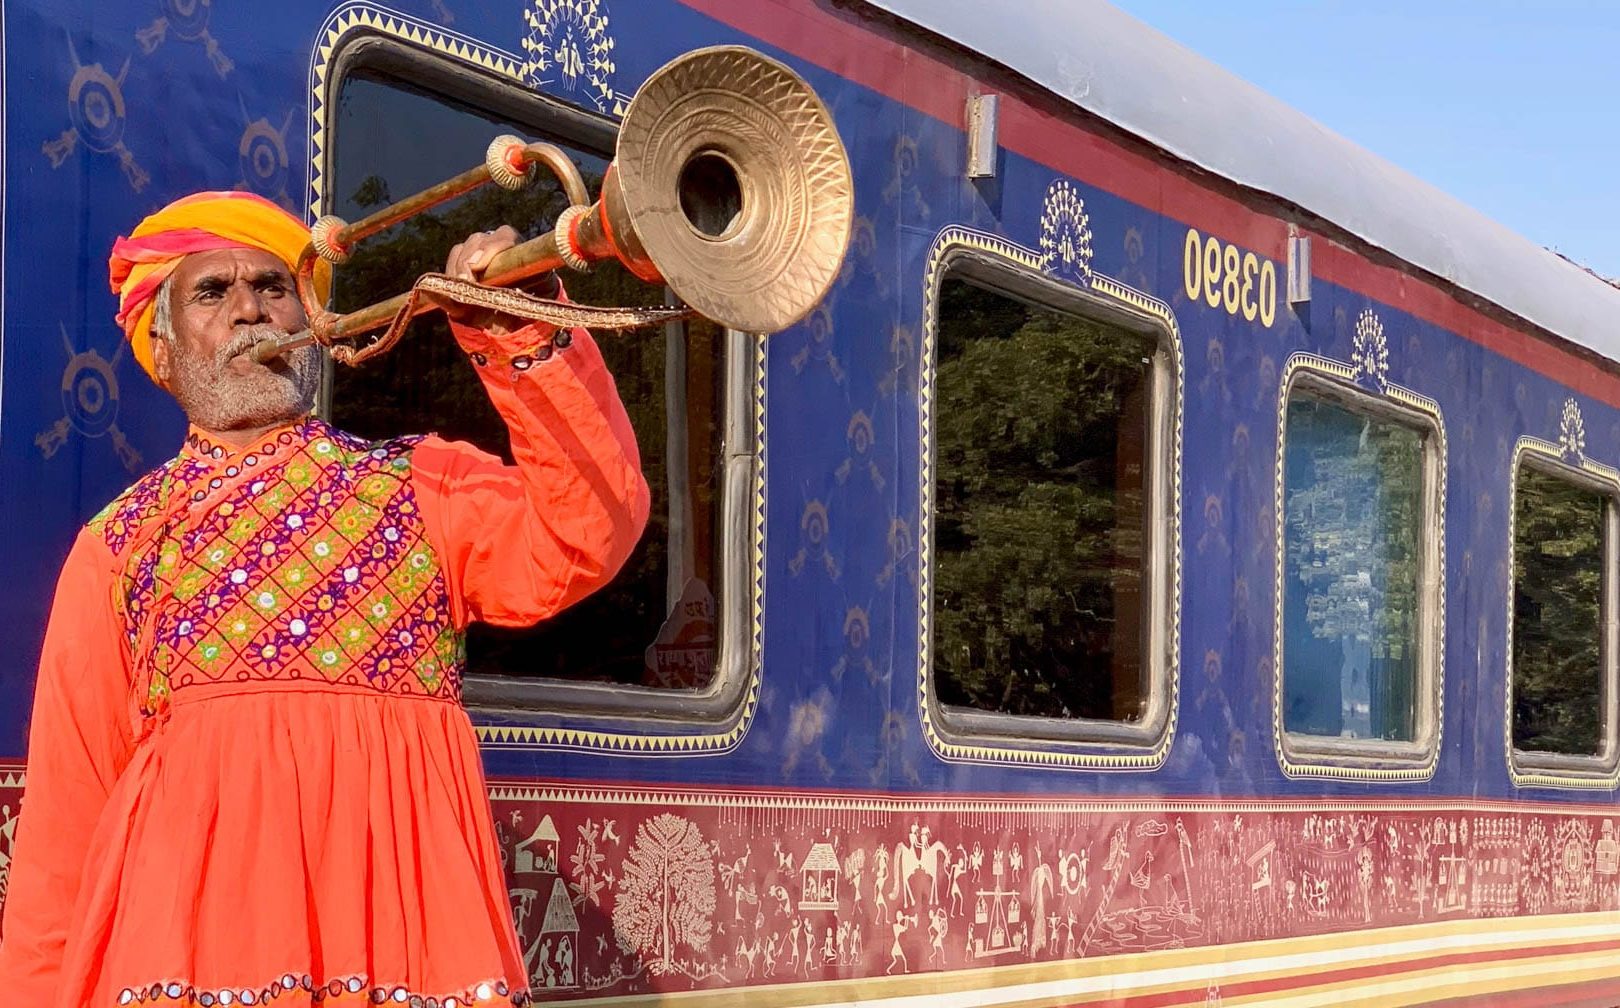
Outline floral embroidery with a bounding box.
[116,972,529,1006]
[90,455,211,555]
[96,419,467,714]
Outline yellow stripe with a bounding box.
[1048,935,1620,1008]
[548,914,1620,1008]
[1226,946,1620,1008]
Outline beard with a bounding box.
[169,324,322,433]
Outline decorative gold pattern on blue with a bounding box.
[136,0,235,79]
[883,135,929,221]
[1558,398,1588,461]
[43,40,148,192]
[35,323,142,473]
[307,4,527,216]
[238,107,297,211]
[917,224,1185,770]
[521,0,629,115]
[1037,180,1093,283]
[1270,340,1449,782]
[1350,307,1391,390]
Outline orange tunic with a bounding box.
[0,321,649,1007]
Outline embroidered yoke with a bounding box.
[112,422,465,715]
[0,322,650,1008]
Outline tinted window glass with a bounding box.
[329,73,725,691]
[1281,393,1424,741]
[1512,464,1606,755]
[932,277,1156,722]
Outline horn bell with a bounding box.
[608,45,854,335]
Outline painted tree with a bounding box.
[612,814,717,974]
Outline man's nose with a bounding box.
[226,283,272,327]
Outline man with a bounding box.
[0,191,649,1006]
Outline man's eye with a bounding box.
[196,290,224,302]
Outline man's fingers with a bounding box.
[446,227,521,279]
[445,241,470,279]
[469,227,522,274]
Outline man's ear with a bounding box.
[149,335,172,390]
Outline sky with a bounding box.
[1110,1,1620,280]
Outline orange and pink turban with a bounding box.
[108,191,332,379]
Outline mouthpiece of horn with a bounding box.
[250,332,317,364]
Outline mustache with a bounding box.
[217,325,313,366]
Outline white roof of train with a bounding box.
[859,0,1620,362]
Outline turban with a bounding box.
[108,191,332,380]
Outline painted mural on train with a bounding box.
[2,763,1613,995]
[477,789,1620,995]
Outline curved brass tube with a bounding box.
[260,45,854,365]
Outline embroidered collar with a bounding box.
[182,416,326,466]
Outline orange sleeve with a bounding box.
[0,530,135,1000]
[412,319,651,628]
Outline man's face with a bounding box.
[151,247,321,434]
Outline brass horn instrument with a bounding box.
[260,45,853,366]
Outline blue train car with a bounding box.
[5,0,1620,1004]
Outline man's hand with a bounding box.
[445,225,522,281]
[442,226,525,336]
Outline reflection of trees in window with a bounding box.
[330,74,723,690]
[932,278,1154,722]
[1282,394,1423,741]
[1512,465,1605,756]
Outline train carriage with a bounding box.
[4,0,1620,1004]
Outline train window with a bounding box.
[1278,377,1441,769]
[928,262,1176,752]
[323,44,755,721]
[1509,457,1618,777]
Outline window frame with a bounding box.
[321,34,762,729]
[920,238,1182,764]
[1271,365,1445,779]
[1506,442,1620,788]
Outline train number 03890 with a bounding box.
[1183,229,1277,328]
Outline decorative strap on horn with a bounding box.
[314,273,694,367]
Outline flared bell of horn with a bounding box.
[568,45,854,334]
[277,45,854,362]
